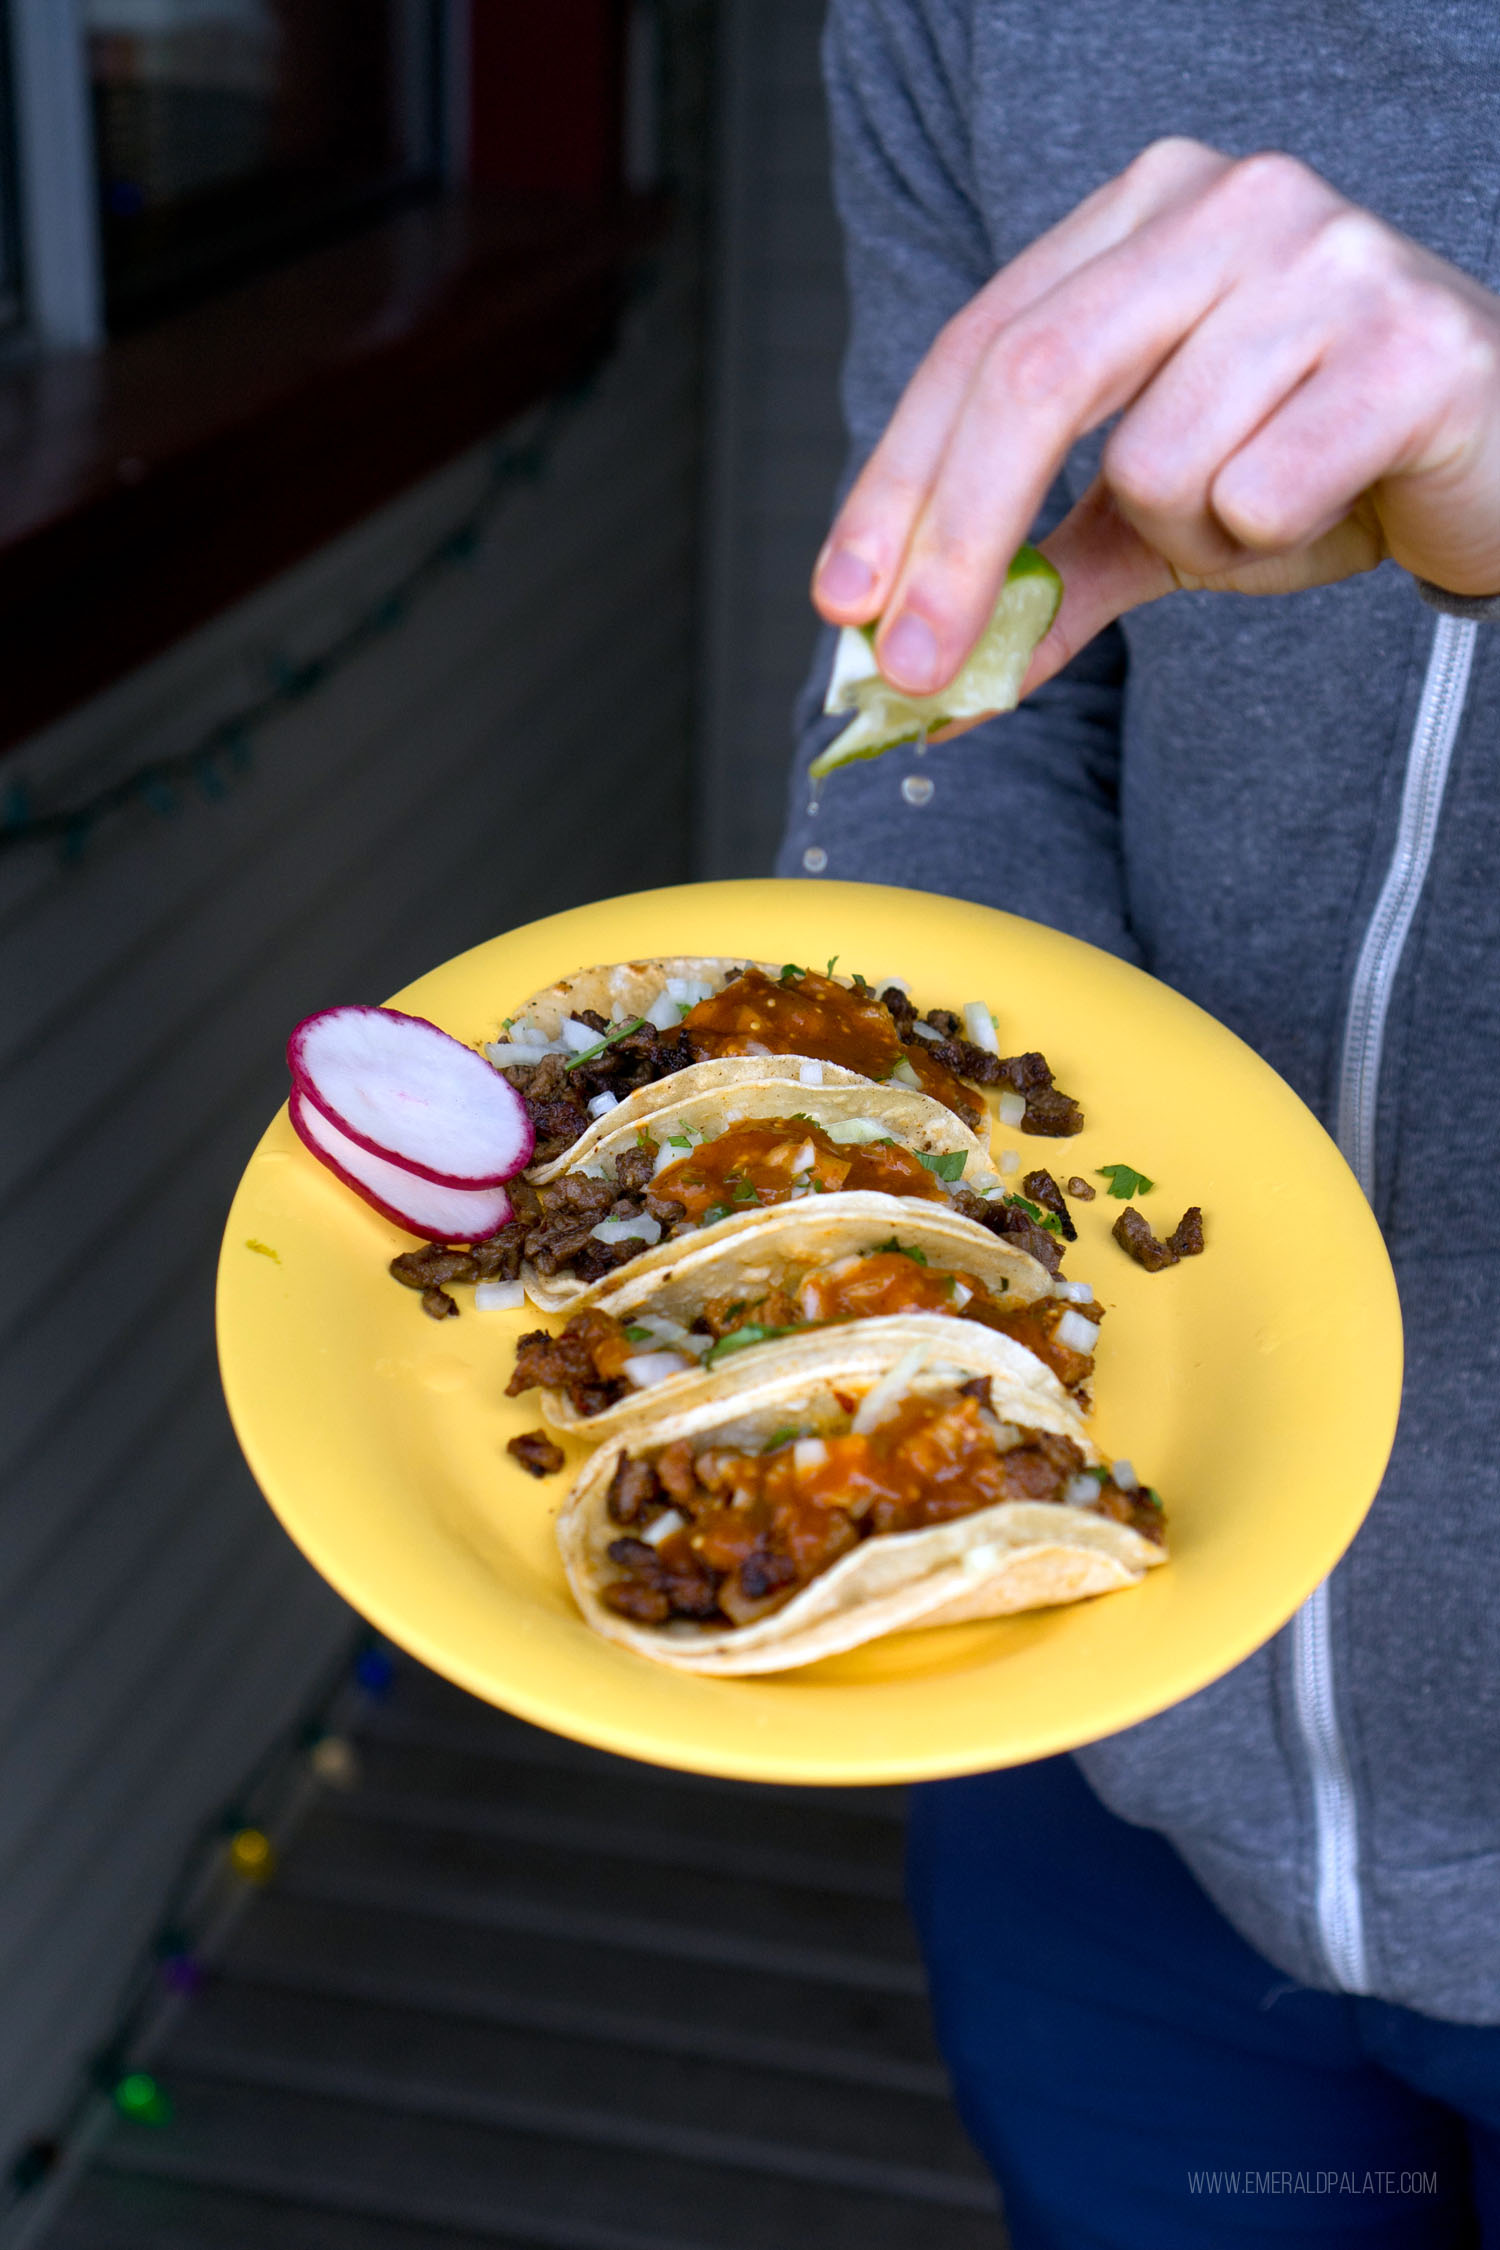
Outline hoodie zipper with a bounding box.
[1292,612,1477,1993]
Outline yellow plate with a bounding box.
[217,879,1401,1785]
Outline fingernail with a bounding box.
[880,611,941,693]
[816,547,876,606]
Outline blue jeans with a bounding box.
[907,1757,1500,2247]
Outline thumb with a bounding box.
[1019,481,1389,698]
[1020,481,1175,696]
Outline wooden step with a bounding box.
[226,1892,945,2088]
[94,2078,1004,2249]
[165,1977,987,2183]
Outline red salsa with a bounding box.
[600,1388,1163,1629]
[682,967,978,1123]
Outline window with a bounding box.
[5,0,452,346]
[88,0,448,326]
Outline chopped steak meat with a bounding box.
[1021,1084,1086,1136]
[607,1454,662,1524]
[507,1430,565,1478]
[1168,1206,1205,1257]
[1112,1206,1180,1272]
[1021,1169,1078,1241]
[996,1051,1055,1092]
[389,1227,525,1318]
[958,1375,993,1410]
[950,1186,1064,1276]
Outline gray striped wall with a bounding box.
[0,219,702,2161]
[699,0,850,879]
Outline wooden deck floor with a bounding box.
[41,1661,1005,2249]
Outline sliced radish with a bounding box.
[288,1006,533,1187]
[289,1089,515,1242]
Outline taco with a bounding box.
[507,1192,1103,1438]
[556,1315,1165,1676]
[482,957,1085,1168]
[509,1064,1059,1313]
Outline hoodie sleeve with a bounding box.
[776,0,1140,967]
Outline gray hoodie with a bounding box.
[777,0,1500,2022]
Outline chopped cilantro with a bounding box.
[1004,1192,1062,1234]
[872,1237,927,1264]
[724,1301,746,1319]
[704,1322,797,1368]
[245,1238,280,1263]
[918,1149,968,1182]
[624,1324,654,1343]
[731,1180,758,1202]
[762,1426,801,1452]
[826,955,839,975]
[1098,1163,1155,1198]
[780,962,806,983]
[811,1179,830,1192]
[666,1134,692,1149]
[501,1016,514,1031]
[636,1127,652,1147]
[1143,1487,1164,1510]
[563,1016,647,1070]
[702,1204,732,1226]
[851,972,870,990]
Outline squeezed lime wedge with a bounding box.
[813,545,1062,779]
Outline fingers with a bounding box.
[872,155,1347,692]
[812,137,1230,625]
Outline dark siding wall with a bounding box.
[0,234,702,2160]
[698,0,850,878]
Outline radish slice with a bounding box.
[289,1089,515,1242]
[288,1006,533,1187]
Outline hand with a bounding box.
[812,139,1500,703]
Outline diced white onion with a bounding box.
[1052,1278,1094,1303]
[963,1002,1000,1055]
[998,1149,1020,1175]
[1055,1310,1100,1354]
[824,1254,861,1278]
[824,1117,888,1145]
[666,976,715,1008]
[629,1315,712,1356]
[622,1350,692,1389]
[851,1344,929,1435]
[908,1020,943,1042]
[950,1280,973,1309]
[641,1507,686,1547]
[793,1437,828,1473]
[1063,1474,1103,1510]
[484,1041,559,1067]
[743,1039,772,1056]
[645,988,681,1032]
[998,1089,1026,1128]
[877,976,909,996]
[889,1056,922,1090]
[978,1415,1023,1451]
[799,1280,821,1320]
[474,1278,525,1310]
[562,1016,601,1052]
[589,1216,662,1247]
[1112,1458,1138,1492]
[798,1059,824,1087]
[587,1091,621,1119]
[790,1140,817,1174]
[652,1140,682,1176]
